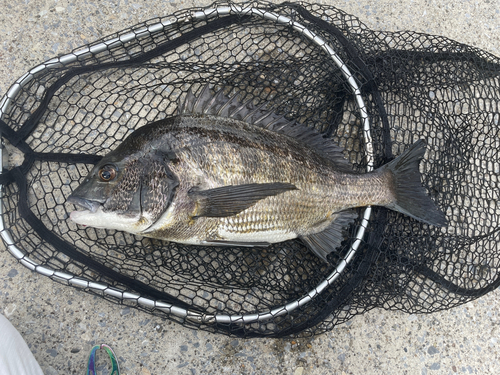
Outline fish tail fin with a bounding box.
[383,140,447,226]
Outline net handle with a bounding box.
[0,3,374,325]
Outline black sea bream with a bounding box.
[68,86,446,262]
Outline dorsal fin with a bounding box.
[177,85,354,172]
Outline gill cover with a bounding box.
[69,152,178,229]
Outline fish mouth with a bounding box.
[67,196,102,213]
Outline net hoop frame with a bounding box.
[0,4,374,325]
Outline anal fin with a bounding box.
[300,210,358,263]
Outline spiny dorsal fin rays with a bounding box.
[217,92,243,118]
[193,84,212,113]
[261,114,290,131]
[252,105,278,126]
[242,102,268,123]
[177,85,354,172]
[226,100,254,121]
[176,92,185,114]
[178,87,197,115]
[203,87,223,114]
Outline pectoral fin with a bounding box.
[189,182,297,218]
[300,210,358,263]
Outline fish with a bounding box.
[68,85,447,263]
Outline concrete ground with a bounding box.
[1,0,499,374]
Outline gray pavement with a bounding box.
[1,1,499,374]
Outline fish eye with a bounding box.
[98,165,117,182]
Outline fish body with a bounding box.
[68,86,446,262]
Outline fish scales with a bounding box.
[68,86,446,262]
[155,117,343,242]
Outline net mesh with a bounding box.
[1,1,500,337]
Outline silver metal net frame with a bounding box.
[0,4,373,326]
[4,1,498,338]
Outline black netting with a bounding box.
[1,1,499,337]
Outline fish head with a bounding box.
[68,150,178,234]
